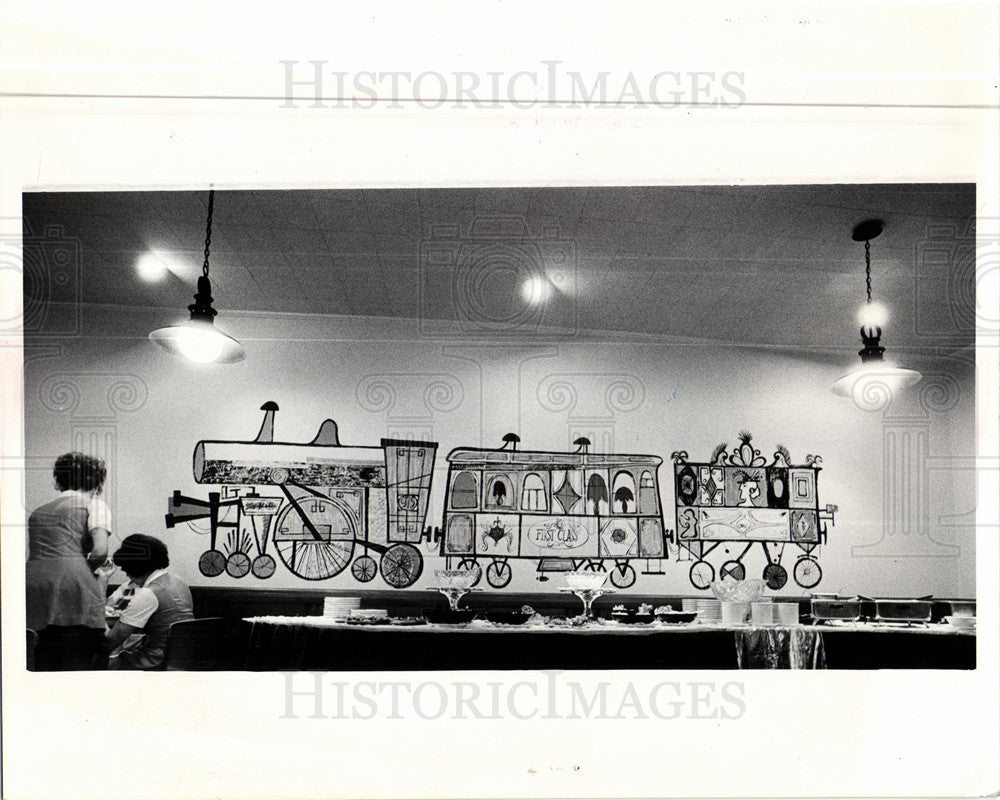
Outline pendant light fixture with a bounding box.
[149,189,245,364]
[832,219,920,397]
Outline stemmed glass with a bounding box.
[560,571,613,620]
[434,569,477,611]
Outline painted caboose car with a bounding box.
[166,402,437,588]
[440,434,669,588]
[672,432,837,591]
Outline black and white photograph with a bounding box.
[1,3,998,799]
[17,184,979,674]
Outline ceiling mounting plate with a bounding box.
[851,219,884,241]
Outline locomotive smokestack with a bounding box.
[254,401,279,443]
[310,419,340,446]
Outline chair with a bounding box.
[161,617,240,670]
[26,629,38,671]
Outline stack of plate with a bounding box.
[695,598,722,623]
[323,597,361,618]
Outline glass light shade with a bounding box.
[831,362,922,399]
[149,321,245,364]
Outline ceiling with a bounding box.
[21,184,976,353]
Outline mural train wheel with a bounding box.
[274,540,355,581]
[689,560,715,590]
[486,560,512,588]
[762,563,788,591]
[583,560,605,572]
[351,555,378,583]
[226,551,252,578]
[793,557,822,589]
[457,558,482,587]
[720,560,746,581]
[251,554,277,579]
[610,562,636,589]
[199,549,226,577]
[272,498,356,580]
[380,543,423,589]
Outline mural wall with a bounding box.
[21,304,977,598]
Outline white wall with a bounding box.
[23,304,976,598]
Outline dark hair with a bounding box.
[113,534,170,577]
[53,452,107,493]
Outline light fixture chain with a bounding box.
[864,238,872,304]
[202,188,214,277]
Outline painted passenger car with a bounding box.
[672,432,836,591]
[439,435,668,588]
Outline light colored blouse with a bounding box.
[26,491,113,630]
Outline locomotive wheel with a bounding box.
[486,560,513,589]
[251,554,277,579]
[793,557,822,589]
[199,549,226,578]
[689,560,715,590]
[351,555,378,583]
[380,543,423,589]
[457,558,482,587]
[584,560,605,572]
[226,551,252,578]
[720,560,746,581]
[762,563,788,591]
[610,562,636,589]
[272,500,356,580]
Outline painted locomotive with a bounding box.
[167,403,435,588]
[166,404,835,590]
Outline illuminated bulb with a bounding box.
[137,252,170,282]
[522,276,552,305]
[857,301,888,331]
[149,321,244,364]
[175,325,227,363]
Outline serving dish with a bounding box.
[655,611,698,624]
[949,600,975,617]
[483,610,532,625]
[422,608,476,624]
[943,615,976,631]
[810,596,861,622]
[612,612,654,624]
[875,599,932,624]
[348,608,389,623]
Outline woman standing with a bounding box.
[26,452,113,670]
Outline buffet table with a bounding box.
[240,616,975,671]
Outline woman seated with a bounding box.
[106,534,193,670]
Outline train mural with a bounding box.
[166,403,837,590]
